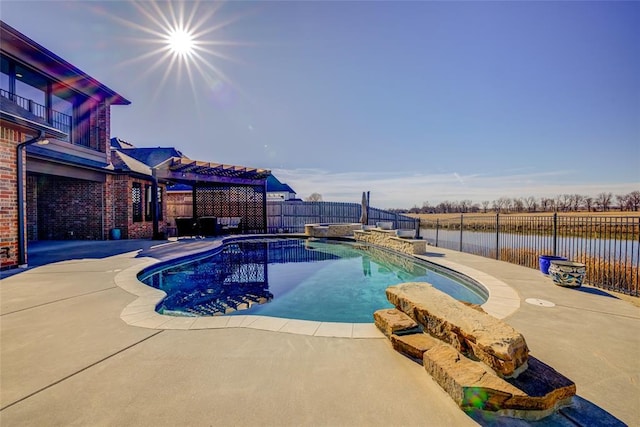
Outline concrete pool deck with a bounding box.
[1,238,638,426]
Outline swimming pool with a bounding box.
[139,237,487,323]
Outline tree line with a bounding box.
[395,191,640,214]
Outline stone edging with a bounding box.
[114,239,521,337]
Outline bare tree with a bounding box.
[584,196,594,212]
[627,191,640,211]
[595,192,613,211]
[305,193,323,202]
[540,197,553,212]
[459,200,473,213]
[493,198,510,213]
[512,198,524,213]
[557,194,572,212]
[524,196,537,212]
[502,197,513,213]
[481,200,490,213]
[571,194,584,211]
[616,194,629,211]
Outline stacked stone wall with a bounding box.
[375,283,576,420]
[354,229,426,255]
[305,223,362,238]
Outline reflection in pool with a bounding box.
[140,238,487,323]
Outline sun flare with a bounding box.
[106,0,248,103]
[167,28,195,56]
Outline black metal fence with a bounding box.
[420,214,639,296]
[266,201,419,234]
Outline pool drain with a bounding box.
[525,298,555,308]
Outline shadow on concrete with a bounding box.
[1,240,164,279]
[423,252,446,257]
[572,286,620,299]
[466,395,626,426]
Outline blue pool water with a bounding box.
[140,237,487,323]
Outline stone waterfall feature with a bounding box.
[374,282,576,421]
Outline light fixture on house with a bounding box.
[36,138,49,145]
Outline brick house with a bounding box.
[112,138,271,238]
[1,21,270,270]
[0,21,166,269]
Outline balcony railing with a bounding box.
[0,89,72,136]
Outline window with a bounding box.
[0,54,94,147]
[51,82,74,139]
[132,182,142,223]
[15,64,47,119]
[157,187,163,221]
[143,185,163,221]
[0,57,10,93]
[145,185,152,221]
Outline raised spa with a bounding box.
[139,237,487,323]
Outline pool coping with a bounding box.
[114,237,520,339]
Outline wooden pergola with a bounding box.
[154,157,271,236]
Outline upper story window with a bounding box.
[0,54,95,149]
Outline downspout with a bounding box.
[16,130,47,267]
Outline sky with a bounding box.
[2,0,639,208]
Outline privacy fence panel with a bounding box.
[421,214,639,296]
[266,201,418,234]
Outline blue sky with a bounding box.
[3,1,639,208]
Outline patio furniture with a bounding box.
[218,217,241,233]
[199,216,218,237]
[175,217,198,237]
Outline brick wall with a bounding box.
[0,125,23,269]
[111,175,166,239]
[26,175,37,241]
[35,175,105,240]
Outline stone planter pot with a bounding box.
[376,221,394,230]
[548,260,586,288]
[396,230,416,239]
[538,255,567,275]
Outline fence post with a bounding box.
[435,219,439,247]
[459,214,463,251]
[415,217,421,239]
[280,203,284,232]
[553,212,558,256]
[495,213,500,260]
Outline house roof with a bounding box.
[116,147,184,168]
[110,150,152,177]
[110,137,136,150]
[26,144,110,170]
[266,175,296,194]
[1,21,130,105]
[111,143,270,186]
